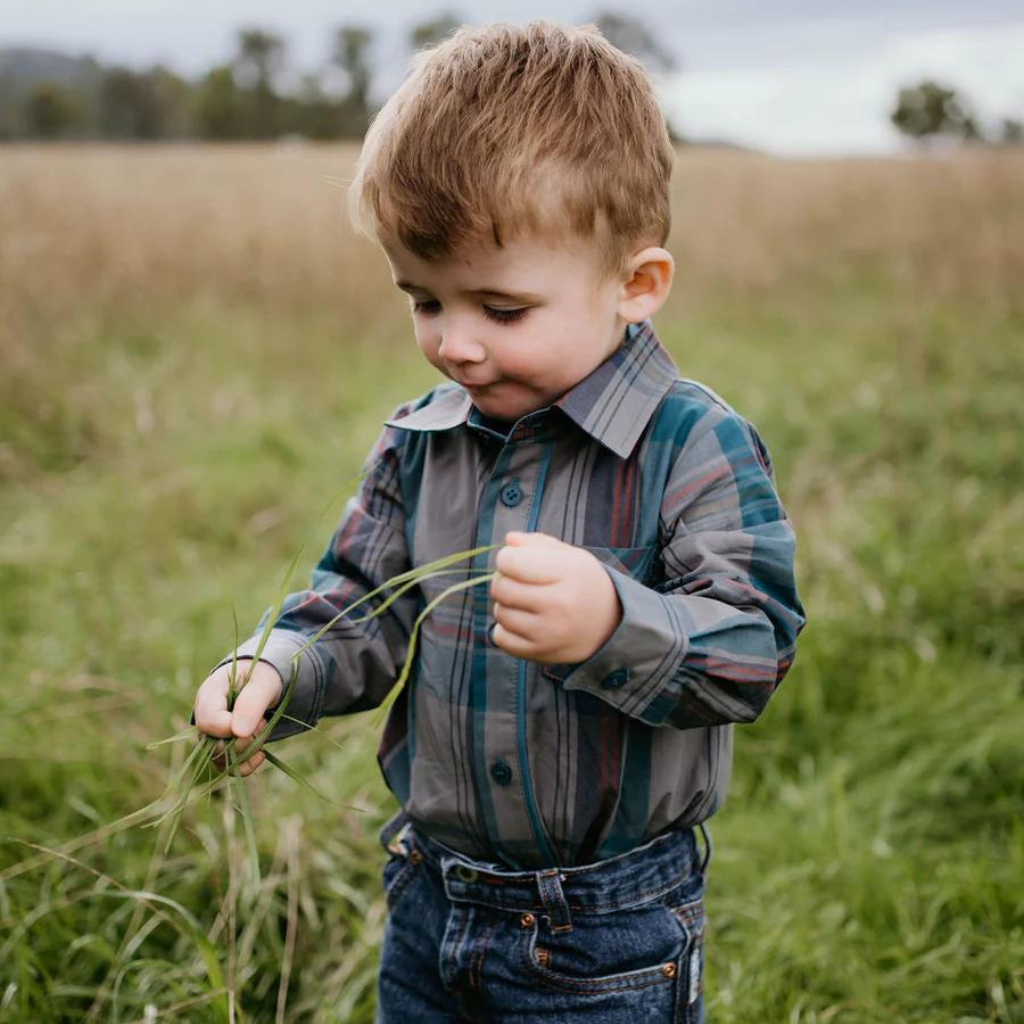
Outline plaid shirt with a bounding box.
[224,319,807,869]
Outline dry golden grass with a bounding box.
[1,143,1021,343]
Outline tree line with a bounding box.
[0,13,679,143]
[891,81,1023,147]
[2,17,1020,148]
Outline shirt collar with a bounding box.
[384,319,679,459]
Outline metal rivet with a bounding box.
[519,912,535,928]
[409,850,422,865]
[536,946,550,966]
[662,962,677,978]
[456,865,478,883]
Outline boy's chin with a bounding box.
[470,388,544,423]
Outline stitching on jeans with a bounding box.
[516,921,675,994]
[470,914,497,990]
[564,872,694,914]
[457,869,696,917]
[384,858,419,908]
[448,906,474,975]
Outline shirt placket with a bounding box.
[470,423,557,866]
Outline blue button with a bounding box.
[500,479,523,507]
[601,668,630,690]
[490,758,513,785]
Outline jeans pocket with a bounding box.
[517,895,687,995]
[667,890,706,1023]
[381,849,420,912]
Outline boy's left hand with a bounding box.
[490,531,622,664]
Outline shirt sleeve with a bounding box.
[543,406,807,729]
[212,402,419,741]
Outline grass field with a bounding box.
[0,143,1021,1023]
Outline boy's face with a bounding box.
[382,232,630,423]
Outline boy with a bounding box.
[194,21,806,1024]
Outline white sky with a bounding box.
[3,1,1023,154]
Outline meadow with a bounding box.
[0,143,1021,1023]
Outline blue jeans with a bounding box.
[374,813,711,1024]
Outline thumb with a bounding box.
[231,667,284,738]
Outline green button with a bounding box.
[456,865,479,883]
[601,668,630,690]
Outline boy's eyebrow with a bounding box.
[394,280,543,303]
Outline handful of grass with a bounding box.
[150,539,498,855]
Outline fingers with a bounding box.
[491,621,536,659]
[492,601,542,641]
[230,666,284,738]
[504,531,562,548]
[495,545,567,585]
[194,659,283,744]
[490,571,545,610]
[211,729,267,776]
[194,669,234,738]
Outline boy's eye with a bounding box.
[410,299,528,325]
[483,306,529,324]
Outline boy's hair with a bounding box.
[347,20,674,281]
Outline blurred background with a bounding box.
[0,3,1021,1024]
[3,1,1024,150]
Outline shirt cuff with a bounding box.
[541,567,688,725]
[211,629,327,741]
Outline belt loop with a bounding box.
[536,870,573,933]
[386,821,413,858]
[697,822,712,878]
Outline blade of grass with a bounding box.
[371,572,496,728]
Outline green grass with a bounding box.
[1,278,1021,1022]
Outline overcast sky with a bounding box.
[4,0,1023,153]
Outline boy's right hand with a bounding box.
[193,658,284,777]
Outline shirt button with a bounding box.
[500,479,523,507]
[601,668,631,690]
[490,758,513,786]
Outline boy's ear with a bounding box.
[616,247,674,323]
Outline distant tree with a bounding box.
[193,65,246,139]
[1000,118,1023,146]
[591,11,677,73]
[589,11,684,143]
[0,71,18,139]
[99,67,157,138]
[148,65,191,138]
[410,14,462,51]
[233,28,285,92]
[234,28,286,137]
[891,80,983,145]
[331,26,374,137]
[23,80,83,138]
[289,72,343,140]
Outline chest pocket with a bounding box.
[581,545,660,587]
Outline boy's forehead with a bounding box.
[381,231,606,292]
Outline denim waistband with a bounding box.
[381,814,711,920]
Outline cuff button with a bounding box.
[600,668,630,690]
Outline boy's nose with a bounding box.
[438,324,487,364]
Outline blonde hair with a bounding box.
[348,20,674,280]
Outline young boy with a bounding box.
[193,21,806,1023]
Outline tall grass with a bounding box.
[0,144,1021,1023]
